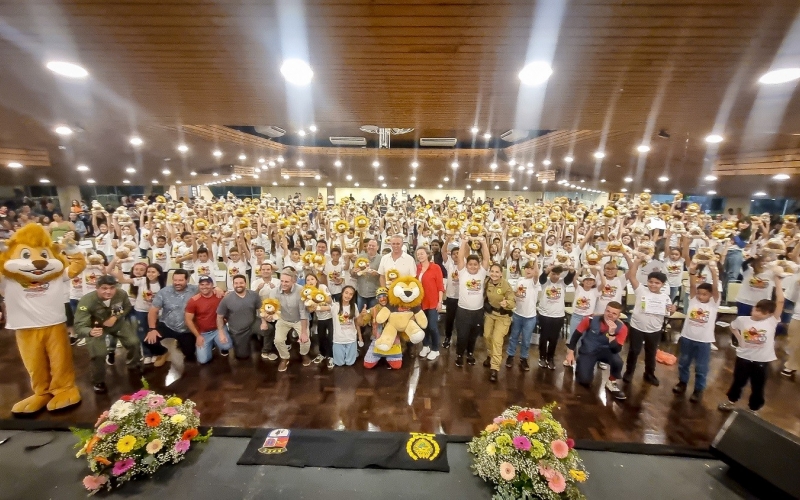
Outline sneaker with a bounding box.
[781,368,796,377]
[93,382,108,394]
[76,338,86,347]
[710,343,719,351]
[643,373,660,386]
[302,354,312,366]
[605,380,626,400]
[105,352,115,366]
[312,354,324,364]
[220,349,229,357]
[442,338,451,349]
[69,335,79,346]
[327,357,334,369]
[598,362,609,370]
[747,409,759,417]
[520,358,530,371]
[143,356,154,365]
[455,355,464,367]
[467,353,476,365]
[261,352,278,361]
[672,381,688,395]
[489,369,498,383]
[538,357,547,368]
[483,357,491,368]
[419,346,431,358]
[689,390,703,403]
[278,359,290,372]
[622,371,633,384]
[505,356,514,368]
[546,359,556,370]
[718,400,736,412]
[426,350,440,361]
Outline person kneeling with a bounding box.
[565,302,628,401]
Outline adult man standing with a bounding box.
[379,234,417,286]
[216,274,262,359]
[353,239,382,311]
[185,275,231,364]
[146,269,203,365]
[74,275,141,394]
[268,268,310,371]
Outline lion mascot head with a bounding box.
[387,276,425,309]
[0,224,69,285]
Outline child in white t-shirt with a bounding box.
[719,275,784,414]
[332,286,364,366]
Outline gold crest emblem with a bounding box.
[405,432,440,461]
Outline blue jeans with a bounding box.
[669,286,681,303]
[677,336,711,391]
[725,249,744,282]
[196,329,233,364]
[422,309,440,351]
[134,310,154,357]
[568,313,588,340]
[357,295,377,313]
[506,313,537,359]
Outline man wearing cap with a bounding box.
[73,274,141,394]
[186,275,231,364]
[267,267,310,371]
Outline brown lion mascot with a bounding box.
[374,276,427,352]
[0,224,86,414]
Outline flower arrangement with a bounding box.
[72,381,211,495]
[467,404,588,500]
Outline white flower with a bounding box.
[109,401,133,418]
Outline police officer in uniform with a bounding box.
[482,263,516,382]
[74,275,141,394]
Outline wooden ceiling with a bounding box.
[1,0,799,197]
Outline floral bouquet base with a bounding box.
[467,404,587,500]
[72,380,211,495]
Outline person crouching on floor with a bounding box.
[331,285,364,366]
[363,287,403,369]
[565,301,628,401]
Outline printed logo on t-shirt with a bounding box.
[338,311,353,325]
[85,271,100,287]
[465,278,481,292]
[196,264,212,276]
[516,285,527,298]
[451,270,459,282]
[71,275,83,289]
[143,289,154,302]
[688,308,710,324]
[508,263,518,275]
[743,327,767,345]
[748,277,768,289]
[229,265,241,276]
[545,286,561,300]
[154,250,167,261]
[667,264,681,275]
[575,296,590,311]
[601,284,617,299]
[23,282,50,297]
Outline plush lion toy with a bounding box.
[0,224,86,414]
[260,298,281,321]
[374,276,427,352]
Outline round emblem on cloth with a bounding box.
[406,432,440,461]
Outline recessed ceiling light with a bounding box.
[624,177,633,182]
[411,161,419,168]
[314,174,321,180]
[580,179,585,183]
[523,186,528,190]
[410,176,417,181]
[268,161,276,167]
[283,174,290,180]
[704,174,717,181]
[758,68,800,85]
[46,61,88,78]
[593,151,605,159]
[620,188,628,192]
[299,181,305,186]
[213,149,223,158]
[298,130,306,137]
[346,174,352,181]
[255,158,264,164]
[280,58,313,85]
[334,160,342,167]
[40,178,50,183]
[509,179,515,184]
[212,172,218,177]
[449,161,458,169]
[151,179,158,184]
[470,126,479,134]
[126,167,136,174]
[87,178,95,184]
[254,168,261,173]
[494,185,500,190]
[705,134,724,144]
[753,191,766,196]
[326,182,332,187]
[773,173,790,180]
[476,178,482,183]
[238,154,247,160]
[123,179,130,184]
[483,132,491,140]
[162,169,171,175]
[277,156,284,163]
[297,160,304,167]
[190,171,197,176]
[658,176,669,182]
[354,182,360,187]
[410,183,415,188]
[509,159,517,166]
[526,162,533,168]
[671,189,679,194]
[707,190,717,195]
[490,162,498,170]
[518,166,525,172]
[443,176,449,181]
[372,160,380,167]
[637,144,651,153]
[569,184,576,188]
[177,144,188,153]
[437,184,443,188]
[382,183,387,188]
[466,184,472,189]
[309,125,317,133]
[518,61,553,86]
[600,179,606,183]
[273,181,278,186]
[564,156,574,163]
[643,188,651,193]
[129,136,143,146]
[76,164,89,172]
[55,125,73,136]
[543,159,551,166]
[527,169,534,175]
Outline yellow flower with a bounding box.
[501,419,516,427]
[570,469,587,482]
[485,443,496,456]
[116,435,137,453]
[170,414,187,424]
[521,422,539,435]
[166,397,183,407]
[485,424,499,433]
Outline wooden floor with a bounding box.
[2,322,799,447]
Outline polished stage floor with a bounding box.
[1,322,799,447]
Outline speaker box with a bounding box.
[711,410,800,499]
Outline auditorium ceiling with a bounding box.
[1,0,800,197]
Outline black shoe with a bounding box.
[407,345,416,358]
[672,381,687,395]
[622,372,633,384]
[489,369,498,382]
[442,338,451,349]
[689,390,703,403]
[546,359,556,370]
[643,373,660,386]
[467,353,476,366]
[520,358,530,371]
[538,357,547,368]
[455,355,464,367]
[220,349,229,357]
[483,357,491,368]
[105,352,115,366]
[505,356,514,369]
[93,382,108,394]
[69,335,79,346]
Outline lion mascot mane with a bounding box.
[374,276,427,351]
[0,224,86,414]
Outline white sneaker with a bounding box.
[77,338,86,347]
[312,354,324,364]
[672,333,681,344]
[419,346,431,358]
[427,350,440,361]
[327,357,335,369]
[710,343,719,351]
[261,352,278,361]
[605,380,626,400]
[598,362,609,370]
[143,356,154,365]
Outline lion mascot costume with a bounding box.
[374,276,427,351]
[0,224,86,414]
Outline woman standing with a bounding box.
[482,263,516,382]
[416,246,445,361]
[49,212,74,241]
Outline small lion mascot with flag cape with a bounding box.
[0,224,86,414]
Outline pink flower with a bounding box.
[193,409,201,417]
[493,416,504,424]
[512,435,531,451]
[112,458,135,476]
[566,438,575,449]
[94,411,109,428]
[130,389,150,400]
[98,423,119,435]
[532,409,543,421]
[147,396,166,408]
[162,406,178,416]
[499,461,516,481]
[82,474,108,491]
[548,470,567,493]
[551,439,570,459]
[174,439,190,454]
[538,464,557,480]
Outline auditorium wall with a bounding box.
[334,187,465,202]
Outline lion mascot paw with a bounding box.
[374,276,427,352]
[0,224,86,414]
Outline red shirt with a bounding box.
[416,263,445,310]
[185,293,222,333]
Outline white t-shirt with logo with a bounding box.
[151,246,171,271]
[595,276,626,314]
[513,277,540,318]
[664,258,685,287]
[572,286,600,318]
[681,297,718,343]
[457,266,487,311]
[630,284,671,332]
[735,268,774,306]
[324,260,345,295]
[538,278,568,318]
[131,277,161,313]
[731,315,778,362]
[444,259,459,299]
[1,273,70,329]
